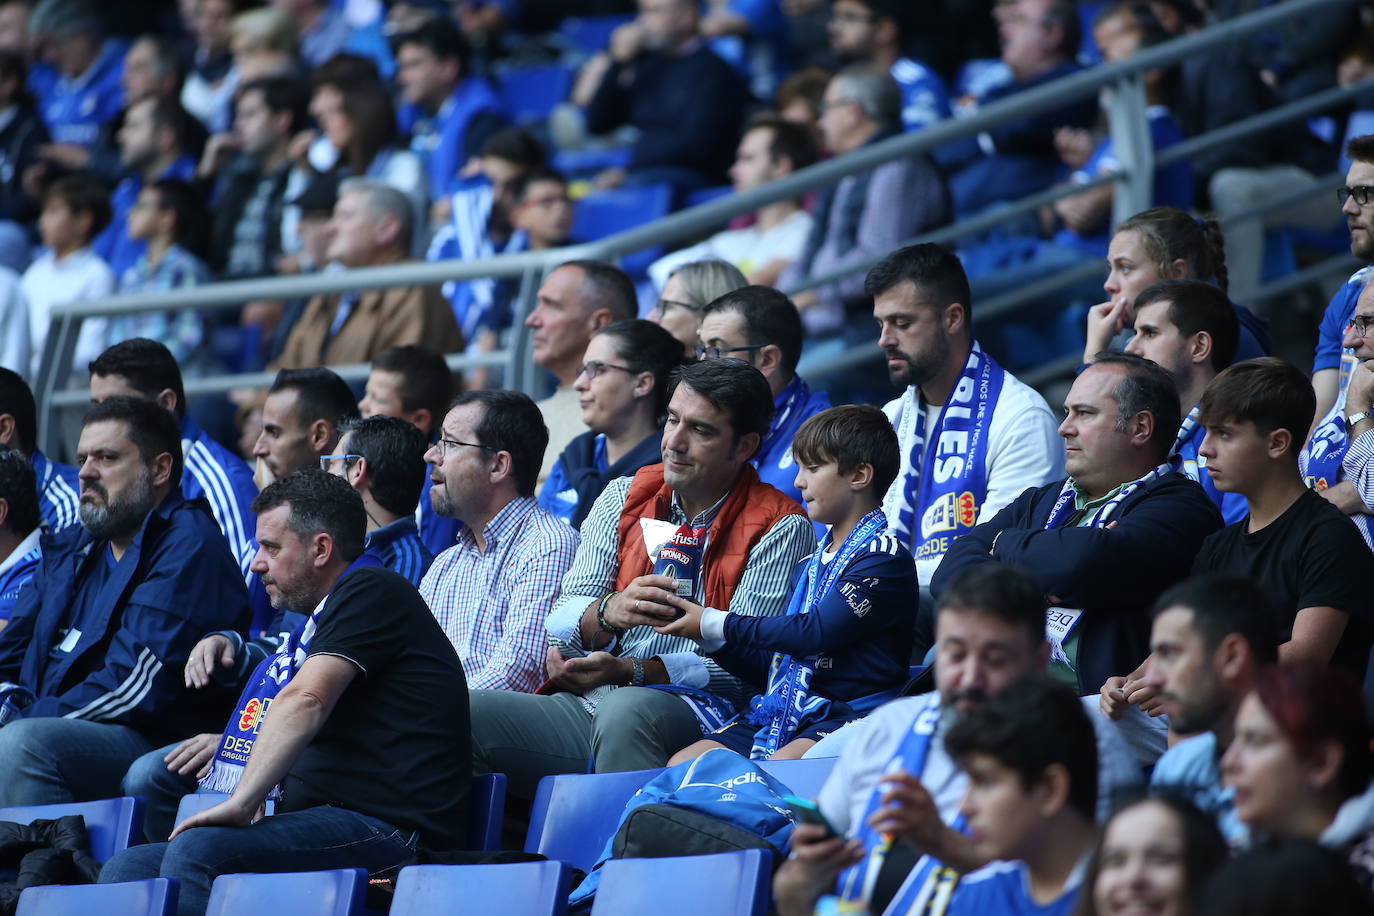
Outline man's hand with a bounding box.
[545,647,630,695]
[792,290,820,311]
[1123,676,1164,716]
[185,635,237,688]
[1318,480,1365,515]
[608,21,646,63]
[197,132,240,178]
[867,771,946,854]
[37,143,91,170]
[1345,359,1374,416]
[601,575,684,631]
[1099,675,1130,721]
[1084,299,1131,362]
[773,822,863,916]
[594,167,627,190]
[168,793,257,840]
[286,129,317,169]
[164,732,221,778]
[653,595,705,640]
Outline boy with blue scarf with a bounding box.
[656,404,917,762]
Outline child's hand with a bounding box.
[654,595,705,640]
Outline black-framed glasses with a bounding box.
[695,344,766,360]
[656,298,703,316]
[1348,314,1374,338]
[1337,185,1374,207]
[576,360,636,380]
[435,437,495,458]
[319,453,362,474]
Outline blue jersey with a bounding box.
[180,415,257,557]
[399,77,506,198]
[948,860,1082,916]
[754,375,831,511]
[0,532,40,621]
[1176,417,1249,525]
[892,57,952,134]
[365,516,434,587]
[31,450,79,534]
[1314,266,1368,376]
[31,40,126,148]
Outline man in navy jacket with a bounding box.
[0,396,249,806]
[931,354,1222,696]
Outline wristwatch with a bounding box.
[628,658,646,687]
[1347,411,1371,432]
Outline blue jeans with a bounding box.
[0,717,153,806]
[100,805,419,916]
[123,741,199,842]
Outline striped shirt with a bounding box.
[545,475,814,711]
[180,415,257,558]
[366,516,434,586]
[419,496,579,693]
[32,450,79,533]
[1341,427,1374,549]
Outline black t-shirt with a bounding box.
[280,566,471,850]
[1193,488,1373,676]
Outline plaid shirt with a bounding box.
[419,496,579,692]
[108,244,208,361]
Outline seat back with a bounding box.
[390,861,572,916]
[0,796,144,863]
[571,184,674,278]
[559,15,635,55]
[758,757,836,799]
[174,793,277,831]
[524,767,660,871]
[205,868,367,916]
[590,849,770,916]
[469,773,506,852]
[17,878,178,916]
[499,65,573,125]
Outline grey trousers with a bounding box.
[469,686,703,798]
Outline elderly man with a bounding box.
[469,359,814,796]
[0,397,250,807]
[273,179,463,370]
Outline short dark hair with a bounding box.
[89,338,188,419]
[744,113,818,172]
[946,674,1098,822]
[562,259,638,322]
[143,95,198,155]
[510,166,567,205]
[865,243,973,325]
[1199,838,1373,916]
[792,405,900,497]
[1347,134,1374,166]
[0,368,37,454]
[593,319,687,423]
[371,345,453,430]
[669,359,774,458]
[268,368,361,430]
[82,395,184,490]
[1134,279,1240,373]
[1043,0,1082,60]
[394,17,470,71]
[1090,352,1181,462]
[250,469,366,563]
[338,415,428,517]
[145,178,208,256]
[449,389,547,497]
[703,285,805,376]
[0,447,39,538]
[1197,358,1314,463]
[1152,573,1280,666]
[935,564,1047,649]
[237,76,309,134]
[43,171,112,240]
[479,127,546,167]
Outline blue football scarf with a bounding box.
[885,343,1005,566]
[1303,387,1350,492]
[743,510,889,759]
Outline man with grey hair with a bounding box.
[779,64,948,341]
[273,178,463,370]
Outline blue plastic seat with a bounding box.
[0,796,144,863]
[174,793,277,830]
[390,861,572,916]
[205,868,367,916]
[682,185,732,210]
[499,65,574,125]
[571,184,674,278]
[17,878,178,916]
[590,849,770,916]
[559,15,635,56]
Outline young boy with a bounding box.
[21,171,114,375]
[658,404,918,761]
[509,167,573,254]
[105,178,210,362]
[941,675,1099,915]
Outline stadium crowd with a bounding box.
[2,0,1374,913]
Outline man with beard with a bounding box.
[869,244,1060,601]
[0,396,249,806]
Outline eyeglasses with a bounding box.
[434,437,495,458]
[656,298,703,316]
[817,98,857,113]
[319,453,362,474]
[1348,314,1374,338]
[576,360,636,380]
[695,344,766,361]
[1337,185,1374,207]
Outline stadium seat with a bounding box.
[174,793,277,830]
[204,868,367,916]
[682,186,732,210]
[590,849,770,916]
[559,15,636,56]
[16,878,178,916]
[0,796,144,864]
[571,184,674,278]
[390,861,572,916]
[499,65,574,125]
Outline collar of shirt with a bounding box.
[458,495,538,554]
[0,527,41,578]
[366,515,420,549]
[1068,478,1128,514]
[669,487,730,529]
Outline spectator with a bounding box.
[180,0,239,133]
[698,285,832,509]
[931,353,1223,697]
[774,65,831,147]
[0,368,79,533]
[272,0,351,68]
[95,96,198,279]
[648,115,817,291]
[470,359,814,796]
[508,167,573,253]
[662,404,916,762]
[0,0,26,55]
[1077,795,1228,916]
[0,447,40,625]
[0,49,49,234]
[780,65,948,338]
[21,171,114,375]
[27,0,124,149]
[101,471,472,913]
[89,338,257,559]
[325,415,432,586]
[540,319,684,528]
[394,18,507,200]
[649,258,747,357]
[228,5,299,84]
[272,179,462,370]
[868,244,1061,595]
[119,36,182,119]
[524,259,638,484]
[1199,839,1374,916]
[0,396,250,806]
[826,0,951,134]
[358,345,459,556]
[583,0,748,193]
[420,389,579,694]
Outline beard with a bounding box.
[1353,220,1374,262]
[887,336,950,389]
[262,566,318,614]
[429,478,458,519]
[79,471,155,542]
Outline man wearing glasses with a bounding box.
[418,390,579,694]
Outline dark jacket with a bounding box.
[0,105,46,224]
[560,429,663,530]
[0,815,101,914]
[930,472,1223,695]
[208,156,291,277]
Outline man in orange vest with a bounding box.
[469,359,815,797]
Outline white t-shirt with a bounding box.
[647,209,814,290]
[0,265,29,374]
[22,246,115,376]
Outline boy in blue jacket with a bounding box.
[657,404,917,761]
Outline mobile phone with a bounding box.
[783,794,839,837]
